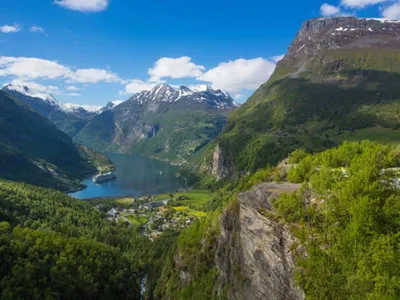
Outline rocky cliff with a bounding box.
[215,182,304,300]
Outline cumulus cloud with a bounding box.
[148,56,205,82]
[340,0,388,8]
[382,2,400,19]
[66,85,80,91]
[121,79,156,95]
[30,26,45,33]
[0,56,70,79]
[67,68,120,83]
[320,3,342,16]
[0,56,123,92]
[197,57,276,95]
[10,79,61,95]
[54,0,109,12]
[0,24,21,33]
[271,54,285,62]
[68,92,81,97]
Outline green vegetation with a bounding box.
[155,189,211,206]
[126,214,149,226]
[155,189,212,217]
[0,180,184,299]
[0,180,151,299]
[0,91,96,191]
[75,101,230,163]
[77,145,115,172]
[274,141,400,299]
[213,49,400,174]
[155,212,221,299]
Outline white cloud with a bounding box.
[341,0,388,8]
[66,85,80,91]
[0,56,70,79]
[320,3,342,16]
[30,26,45,33]
[54,0,109,12]
[67,68,120,83]
[0,24,21,33]
[121,79,156,95]
[271,54,285,62]
[197,57,276,94]
[68,92,81,97]
[382,2,400,19]
[148,56,205,82]
[10,79,61,95]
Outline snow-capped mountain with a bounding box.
[98,100,125,114]
[3,83,66,112]
[128,84,237,111]
[2,83,88,136]
[64,103,101,119]
[74,84,237,162]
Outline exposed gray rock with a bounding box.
[216,182,304,300]
[284,17,400,66]
[210,144,232,181]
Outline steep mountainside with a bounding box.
[208,17,400,176]
[3,84,91,136]
[0,90,96,191]
[75,84,237,162]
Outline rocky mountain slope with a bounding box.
[0,90,96,191]
[3,84,91,137]
[206,17,400,177]
[74,84,237,162]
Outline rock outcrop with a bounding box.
[210,144,232,181]
[215,182,304,300]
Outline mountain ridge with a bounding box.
[74,84,237,162]
[0,90,97,191]
[204,16,400,178]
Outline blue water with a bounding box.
[69,153,183,199]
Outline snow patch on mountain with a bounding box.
[129,84,237,110]
[4,83,65,112]
[64,103,103,113]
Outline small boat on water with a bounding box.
[93,172,117,183]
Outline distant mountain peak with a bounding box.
[3,83,64,111]
[128,83,236,110]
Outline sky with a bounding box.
[1,0,399,109]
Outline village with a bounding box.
[92,189,210,240]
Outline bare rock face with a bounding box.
[210,144,232,180]
[281,17,400,71]
[215,182,304,300]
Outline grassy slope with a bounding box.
[216,49,400,173]
[155,189,211,217]
[0,91,96,191]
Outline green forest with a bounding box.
[0,181,177,300]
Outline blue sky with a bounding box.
[1,0,399,108]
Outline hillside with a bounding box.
[0,180,150,299]
[3,84,92,137]
[156,141,400,299]
[0,91,96,191]
[74,84,237,163]
[206,17,400,177]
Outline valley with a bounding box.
[1,11,400,300]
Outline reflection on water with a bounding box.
[69,153,183,199]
